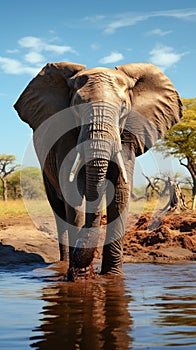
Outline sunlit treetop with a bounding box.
[154,98,196,162]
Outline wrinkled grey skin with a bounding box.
[14,62,182,280]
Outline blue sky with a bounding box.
[1,0,195,185]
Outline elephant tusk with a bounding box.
[69,152,82,182]
[116,152,128,184]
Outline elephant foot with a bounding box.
[67,262,96,282]
[101,240,123,276]
[67,246,95,282]
[66,230,98,281]
[73,245,95,269]
[100,266,123,276]
[73,231,98,268]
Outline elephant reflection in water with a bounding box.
[30,278,133,349]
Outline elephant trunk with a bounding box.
[77,102,123,224]
[70,102,127,184]
[68,102,126,277]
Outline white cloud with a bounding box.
[0,36,77,76]
[104,15,146,34]
[24,51,45,64]
[146,28,172,36]
[18,36,43,50]
[149,45,188,70]
[0,57,41,75]
[18,36,76,54]
[99,52,124,64]
[6,49,19,54]
[44,43,75,54]
[103,9,196,34]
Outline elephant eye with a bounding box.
[75,75,88,89]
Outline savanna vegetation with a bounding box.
[154,98,196,209]
[0,162,45,201]
[0,160,47,216]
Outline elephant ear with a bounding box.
[116,63,183,155]
[14,62,86,130]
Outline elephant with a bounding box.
[14,61,182,280]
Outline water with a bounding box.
[0,263,195,349]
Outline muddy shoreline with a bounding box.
[0,212,195,267]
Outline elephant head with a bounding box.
[14,62,182,279]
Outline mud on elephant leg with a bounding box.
[66,205,103,281]
[67,237,97,282]
[67,213,102,281]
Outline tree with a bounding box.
[20,167,45,199]
[154,98,196,210]
[133,172,188,211]
[0,154,20,200]
[7,170,22,199]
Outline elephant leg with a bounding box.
[101,179,130,275]
[43,172,68,261]
[54,212,69,261]
[101,149,135,275]
[58,164,85,269]
[64,201,85,267]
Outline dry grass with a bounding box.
[0,199,27,216]
[0,199,52,217]
[129,197,169,214]
[0,196,169,218]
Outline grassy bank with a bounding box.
[0,199,52,217]
[0,199,27,216]
[0,196,168,217]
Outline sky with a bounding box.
[0,0,195,186]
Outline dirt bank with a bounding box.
[0,211,195,267]
[123,212,196,263]
[0,215,59,266]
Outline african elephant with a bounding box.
[14,62,182,280]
